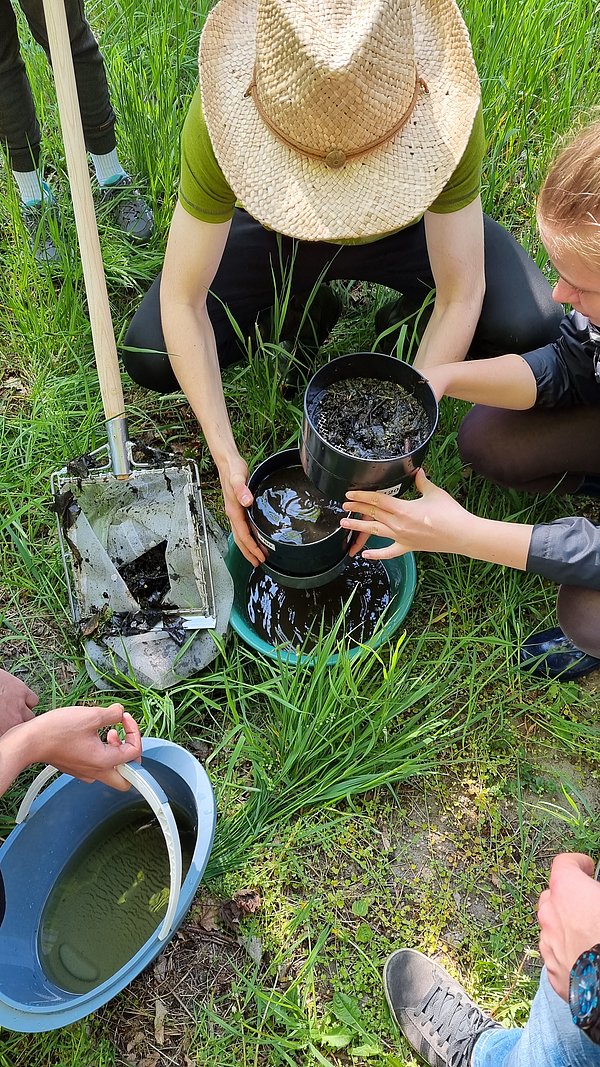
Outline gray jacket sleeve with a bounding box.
[521,311,600,407]
[522,313,600,587]
[527,518,600,589]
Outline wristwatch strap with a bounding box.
[583,1014,600,1046]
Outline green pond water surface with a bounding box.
[39,805,194,994]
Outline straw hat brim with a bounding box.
[200,0,481,242]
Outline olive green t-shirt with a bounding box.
[179,85,485,240]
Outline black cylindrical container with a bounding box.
[248,448,353,587]
[301,353,438,501]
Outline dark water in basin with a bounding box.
[252,465,344,545]
[39,805,194,994]
[247,554,392,651]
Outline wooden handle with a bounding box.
[43,0,125,424]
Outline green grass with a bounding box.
[1,0,600,1063]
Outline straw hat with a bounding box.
[199,0,480,242]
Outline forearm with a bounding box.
[413,295,482,371]
[0,721,40,794]
[162,301,239,468]
[427,353,538,409]
[457,513,534,569]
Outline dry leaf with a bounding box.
[196,903,221,932]
[154,997,167,1045]
[126,1032,146,1053]
[233,888,262,914]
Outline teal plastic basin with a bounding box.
[225,535,417,665]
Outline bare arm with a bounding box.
[425,353,538,409]
[342,468,533,567]
[413,198,485,371]
[160,204,265,565]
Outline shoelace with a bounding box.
[417,983,498,1067]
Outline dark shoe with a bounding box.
[520,626,600,680]
[295,283,342,353]
[280,284,343,394]
[574,476,600,499]
[99,175,154,243]
[374,293,432,352]
[20,195,61,265]
[383,949,500,1067]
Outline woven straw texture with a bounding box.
[200,0,480,242]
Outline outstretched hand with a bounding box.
[0,669,39,735]
[538,853,600,1001]
[26,703,142,791]
[342,468,470,560]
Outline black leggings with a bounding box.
[122,208,563,393]
[458,403,600,654]
[0,0,115,171]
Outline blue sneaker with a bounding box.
[99,174,154,243]
[520,626,600,680]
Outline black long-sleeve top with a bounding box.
[521,311,600,588]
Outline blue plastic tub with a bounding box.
[0,737,215,1032]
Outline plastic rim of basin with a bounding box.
[225,535,417,665]
[0,737,216,1033]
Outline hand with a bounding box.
[25,703,142,792]
[538,853,600,1001]
[341,468,471,560]
[219,456,266,567]
[0,669,39,735]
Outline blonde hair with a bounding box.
[537,119,600,267]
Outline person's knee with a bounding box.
[458,407,502,481]
[121,337,178,394]
[458,406,530,488]
[557,585,600,657]
[121,274,179,394]
[479,215,564,356]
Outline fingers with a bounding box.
[340,514,382,539]
[362,542,408,560]
[550,852,595,879]
[106,728,121,747]
[115,712,143,764]
[348,530,370,557]
[89,702,127,731]
[233,520,266,566]
[230,473,253,509]
[97,767,132,792]
[413,467,431,494]
[24,685,40,711]
[344,490,397,517]
[225,489,266,566]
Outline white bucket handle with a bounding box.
[16,762,182,942]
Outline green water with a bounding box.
[39,805,194,994]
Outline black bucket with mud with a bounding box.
[301,353,438,500]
